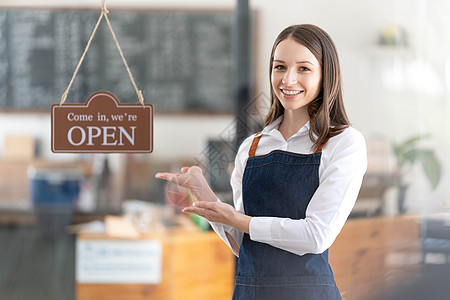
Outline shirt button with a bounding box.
[282,143,288,151]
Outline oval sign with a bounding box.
[51,91,153,153]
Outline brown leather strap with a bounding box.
[315,137,330,153]
[249,132,328,156]
[248,132,262,157]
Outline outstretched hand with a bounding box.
[155,166,217,203]
[155,166,251,233]
[182,200,238,226]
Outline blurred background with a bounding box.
[0,0,449,299]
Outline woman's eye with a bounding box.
[274,65,285,70]
[299,66,310,72]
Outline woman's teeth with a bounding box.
[282,89,302,95]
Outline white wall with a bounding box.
[1,0,450,213]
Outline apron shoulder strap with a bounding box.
[315,137,331,153]
[248,132,262,157]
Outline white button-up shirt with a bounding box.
[210,116,367,257]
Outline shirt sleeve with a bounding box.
[249,129,367,256]
[209,135,253,257]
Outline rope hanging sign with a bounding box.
[51,0,153,153]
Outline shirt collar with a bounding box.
[258,115,310,139]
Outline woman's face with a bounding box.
[271,38,322,114]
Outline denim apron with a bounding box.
[232,133,341,300]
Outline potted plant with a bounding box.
[392,134,441,213]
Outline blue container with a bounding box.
[29,168,81,208]
[28,167,81,236]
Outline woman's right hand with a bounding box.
[155,166,217,203]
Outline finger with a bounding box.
[156,173,189,186]
[182,206,209,217]
[182,202,218,219]
[193,201,217,210]
[187,166,203,175]
[171,173,197,187]
[155,172,177,181]
[181,167,190,173]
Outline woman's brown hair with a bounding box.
[265,24,350,151]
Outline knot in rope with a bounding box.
[138,90,145,107]
[101,0,109,14]
[60,90,68,106]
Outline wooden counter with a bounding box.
[330,216,421,300]
[76,216,420,300]
[76,229,235,300]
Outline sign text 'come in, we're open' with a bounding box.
[51,91,153,153]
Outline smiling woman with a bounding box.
[156,24,367,300]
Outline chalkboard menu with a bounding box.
[0,9,235,112]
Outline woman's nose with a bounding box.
[282,69,298,85]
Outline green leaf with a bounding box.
[391,134,442,191]
[402,148,423,166]
[420,150,441,190]
[397,134,430,154]
[393,134,432,168]
[392,144,402,166]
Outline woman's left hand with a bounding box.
[183,201,251,234]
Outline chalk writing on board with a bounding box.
[0,9,234,112]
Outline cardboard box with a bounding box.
[0,160,30,209]
[3,135,35,161]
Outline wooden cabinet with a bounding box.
[330,216,421,300]
[76,230,235,300]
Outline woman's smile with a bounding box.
[280,88,304,97]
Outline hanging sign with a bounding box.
[51,91,153,153]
